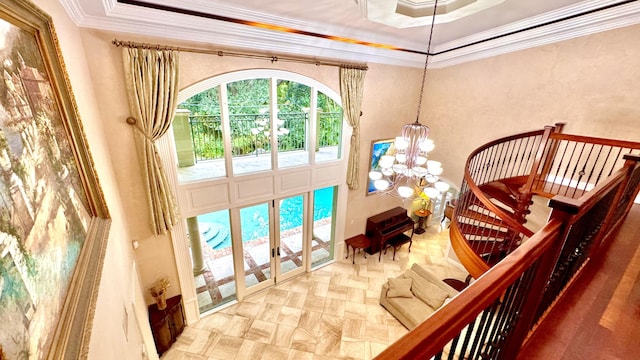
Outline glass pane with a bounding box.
[316,92,342,163]
[240,203,272,287]
[228,79,272,175]
[175,86,226,182]
[279,194,304,275]
[191,210,235,313]
[311,186,336,267]
[277,80,310,168]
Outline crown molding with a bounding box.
[430,0,640,67]
[60,0,640,69]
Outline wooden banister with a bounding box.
[522,125,558,195]
[449,218,489,278]
[378,159,637,359]
[454,125,640,274]
[375,220,564,360]
[463,171,534,238]
[465,129,546,163]
[400,126,640,360]
[548,133,640,149]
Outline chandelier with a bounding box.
[368,0,449,200]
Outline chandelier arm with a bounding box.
[414,0,440,124]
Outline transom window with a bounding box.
[171,70,343,183]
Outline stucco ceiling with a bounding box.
[61,0,640,68]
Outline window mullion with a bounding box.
[270,77,278,170]
[219,84,233,177]
[309,87,318,164]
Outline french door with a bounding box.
[236,193,307,295]
[192,186,338,314]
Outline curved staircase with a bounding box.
[378,124,640,360]
[451,124,640,278]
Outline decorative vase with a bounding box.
[155,291,167,310]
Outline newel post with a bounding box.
[520,124,559,195]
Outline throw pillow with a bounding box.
[387,277,414,298]
[419,282,450,309]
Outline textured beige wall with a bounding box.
[30,0,150,359]
[425,24,640,185]
[78,28,425,279]
[43,11,640,358]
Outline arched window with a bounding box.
[171,70,343,182]
[159,70,349,317]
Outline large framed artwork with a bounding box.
[367,138,395,195]
[0,0,110,359]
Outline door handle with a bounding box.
[272,248,275,258]
[277,247,280,256]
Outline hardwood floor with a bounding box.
[518,204,640,359]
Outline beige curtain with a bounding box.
[123,48,180,235]
[340,66,367,190]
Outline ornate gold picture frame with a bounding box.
[0,0,110,359]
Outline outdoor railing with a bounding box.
[188,111,342,162]
[376,152,640,360]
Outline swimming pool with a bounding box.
[198,186,335,249]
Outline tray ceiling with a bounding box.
[61,0,640,67]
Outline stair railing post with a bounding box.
[536,123,566,191]
[520,124,562,195]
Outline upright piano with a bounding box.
[365,207,415,259]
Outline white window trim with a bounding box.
[158,69,350,325]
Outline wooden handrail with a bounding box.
[382,128,640,360]
[465,129,546,162]
[462,170,534,238]
[449,217,489,278]
[378,159,637,359]
[375,220,564,360]
[548,132,640,149]
[455,125,640,272]
[549,155,640,257]
[548,170,627,217]
[531,132,640,197]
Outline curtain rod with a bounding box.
[112,39,368,70]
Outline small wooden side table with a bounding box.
[345,234,371,264]
[414,208,432,234]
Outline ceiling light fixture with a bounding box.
[368,0,449,200]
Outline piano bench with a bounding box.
[382,233,412,261]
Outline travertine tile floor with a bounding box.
[163,224,469,360]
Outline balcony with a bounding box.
[173,110,342,182]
